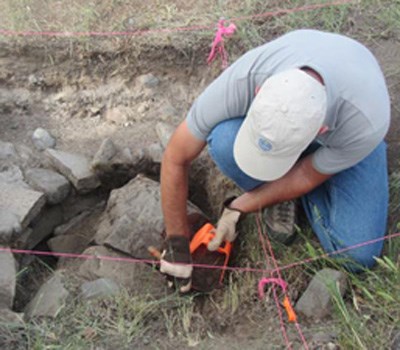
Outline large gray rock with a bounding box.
[61,192,107,222]
[25,168,71,204]
[46,149,100,193]
[0,210,21,244]
[78,246,166,297]
[155,122,175,149]
[91,138,148,189]
[48,234,91,254]
[92,138,118,165]
[94,175,204,259]
[0,182,46,230]
[80,278,120,300]
[15,205,64,249]
[24,272,69,319]
[0,249,17,309]
[144,142,163,163]
[54,210,91,236]
[0,308,24,324]
[0,163,27,187]
[295,268,348,319]
[32,128,56,151]
[14,144,44,170]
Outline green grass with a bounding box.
[259,168,400,349]
[335,257,400,349]
[3,291,191,349]
[364,0,400,38]
[274,216,400,349]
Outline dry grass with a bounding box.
[0,1,359,63]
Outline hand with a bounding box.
[160,235,193,293]
[208,198,242,251]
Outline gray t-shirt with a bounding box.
[186,29,390,174]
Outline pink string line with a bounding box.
[0,0,354,38]
[1,231,399,274]
[1,230,398,348]
[0,24,212,38]
[274,231,400,274]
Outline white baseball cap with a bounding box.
[233,68,327,181]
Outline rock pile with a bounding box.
[0,120,351,330]
[0,121,209,322]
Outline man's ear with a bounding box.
[318,125,329,135]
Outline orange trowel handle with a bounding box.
[189,223,232,282]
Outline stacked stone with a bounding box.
[0,132,102,320]
[0,118,208,321]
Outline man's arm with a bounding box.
[161,120,206,238]
[230,154,332,213]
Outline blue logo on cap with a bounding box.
[258,137,273,152]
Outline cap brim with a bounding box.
[233,117,300,182]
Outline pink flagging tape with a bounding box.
[256,214,292,348]
[258,278,298,323]
[0,0,355,38]
[256,215,309,349]
[207,19,237,68]
[258,277,288,298]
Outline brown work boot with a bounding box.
[262,200,297,244]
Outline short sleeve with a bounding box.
[186,66,253,140]
[312,103,388,174]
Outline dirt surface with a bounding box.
[1,38,399,170]
[0,46,212,158]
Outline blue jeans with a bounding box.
[207,117,389,271]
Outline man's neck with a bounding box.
[301,67,325,85]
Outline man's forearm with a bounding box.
[160,120,206,238]
[230,155,331,213]
[161,153,191,238]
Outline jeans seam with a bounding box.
[311,203,337,253]
[329,182,337,230]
